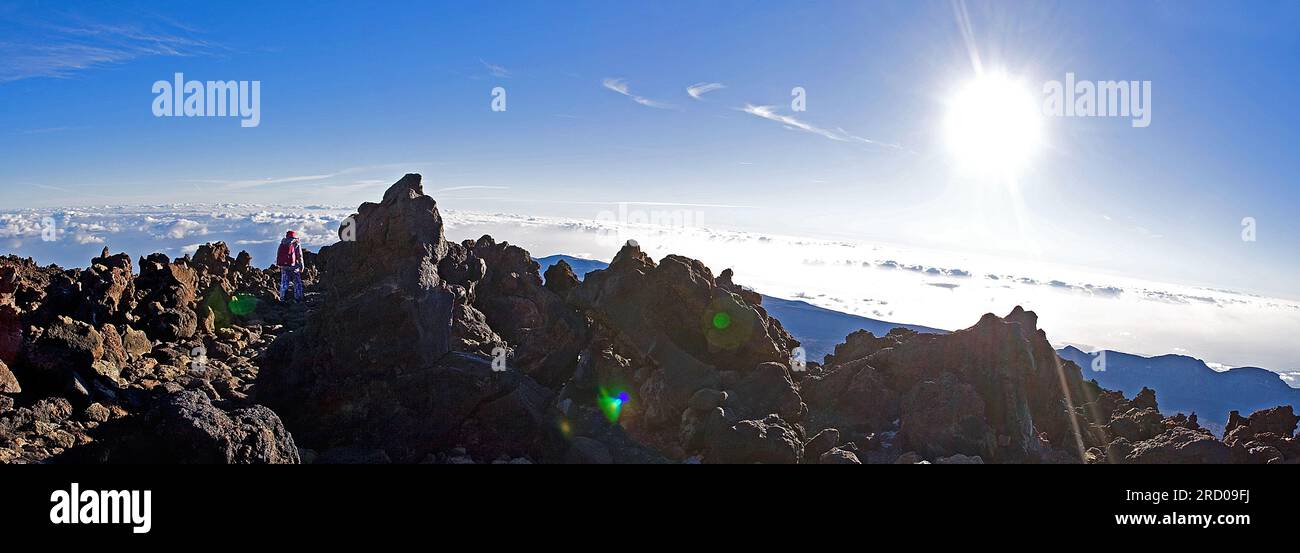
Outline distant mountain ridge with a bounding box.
[1056,346,1300,433]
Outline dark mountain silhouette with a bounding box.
[1057,346,1300,434]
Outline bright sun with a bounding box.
[944,72,1043,178]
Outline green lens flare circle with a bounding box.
[711,311,732,330]
[229,294,259,316]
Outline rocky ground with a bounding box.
[2,173,1296,464]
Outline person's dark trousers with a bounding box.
[279,267,304,301]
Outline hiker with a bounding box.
[276,230,305,302]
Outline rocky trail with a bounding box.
[2,174,1296,464]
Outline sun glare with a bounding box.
[944,72,1044,178]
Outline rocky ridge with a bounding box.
[3,173,1296,464]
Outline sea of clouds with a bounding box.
[3,204,1298,377]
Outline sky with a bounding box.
[1,2,1299,326]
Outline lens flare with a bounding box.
[711,311,731,330]
[229,293,259,316]
[597,388,630,423]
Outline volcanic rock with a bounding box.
[565,242,803,459]
[1126,426,1232,464]
[900,372,995,460]
[1223,406,1298,446]
[464,236,586,387]
[808,307,1100,463]
[819,447,861,464]
[261,175,564,461]
[0,359,19,393]
[701,412,803,464]
[542,259,580,297]
[804,428,840,461]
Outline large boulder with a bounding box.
[571,245,798,381]
[22,316,104,389]
[462,236,587,387]
[260,175,554,462]
[1126,426,1232,464]
[1,255,73,328]
[565,242,803,459]
[134,253,197,310]
[147,306,198,342]
[701,412,803,464]
[822,327,915,367]
[134,391,299,464]
[726,361,803,421]
[1105,406,1165,443]
[542,259,580,297]
[1223,406,1299,446]
[76,248,136,323]
[804,428,841,461]
[810,307,1095,462]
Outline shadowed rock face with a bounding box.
[259,175,809,464]
[798,303,1300,465]
[562,242,807,463]
[259,175,566,462]
[125,390,299,464]
[465,236,587,388]
[802,306,1094,462]
[260,174,457,458]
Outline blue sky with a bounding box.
[2,0,1300,299]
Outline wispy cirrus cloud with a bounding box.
[187,162,434,191]
[686,82,725,99]
[479,58,510,78]
[16,126,84,135]
[435,185,511,193]
[190,173,339,191]
[0,18,224,83]
[739,104,901,149]
[602,78,673,109]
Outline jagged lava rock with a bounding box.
[564,242,806,462]
[260,174,556,461]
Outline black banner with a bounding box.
[1,464,1287,541]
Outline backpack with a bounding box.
[276,239,299,267]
